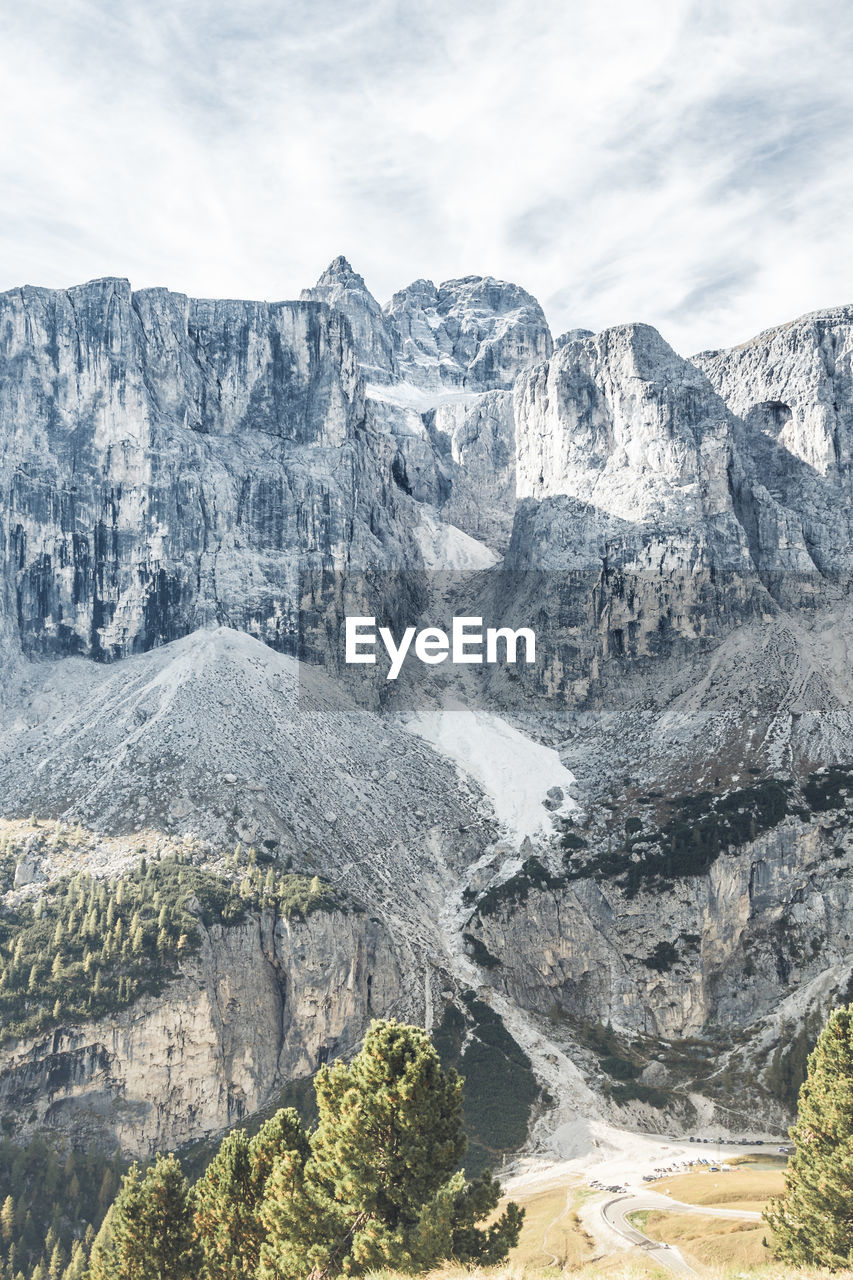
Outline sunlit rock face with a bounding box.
[695,307,853,584]
[0,906,403,1156]
[0,277,420,662]
[385,273,553,391]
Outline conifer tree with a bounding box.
[48,1240,65,1280]
[89,1155,198,1280]
[194,1131,255,1280]
[765,1004,853,1266]
[63,1239,87,1280]
[257,1020,523,1278]
[194,1111,308,1280]
[0,1196,12,1244]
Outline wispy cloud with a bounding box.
[2,0,852,354]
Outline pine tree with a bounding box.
[257,1020,523,1278]
[0,1196,13,1244]
[48,1240,65,1280]
[194,1110,309,1280]
[194,1130,256,1280]
[62,1239,87,1280]
[765,1004,853,1266]
[89,1155,199,1280]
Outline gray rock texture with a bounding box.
[0,278,419,664]
[3,268,853,1151]
[385,274,553,391]
[0,904,402,1155]
[300,255,397,384]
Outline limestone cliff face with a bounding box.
[300,256,397,384]
[385,275,552,392]
[6,267,853,1150]
[466,816,853,1039]
[473,324,769,704]
[0,278,417,663]
[695,308,853,582]
[695,307,853,481]
[0,905,402,1156]
[298,262,552,552]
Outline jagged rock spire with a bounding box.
[315,256,365,289]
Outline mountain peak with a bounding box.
[315,255,365,289]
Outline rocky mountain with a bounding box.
[0,892,402,1156]
[0,277,424,677]
[2,263,853,1162]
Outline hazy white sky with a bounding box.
[2,0,852,354]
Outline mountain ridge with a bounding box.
[3,258,853,1161]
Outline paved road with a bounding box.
[601,1193,762,1276]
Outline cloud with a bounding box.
[1,0,853,354]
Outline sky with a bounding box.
[2,0,852,355]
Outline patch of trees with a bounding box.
[568,779,789,898]
[475,856,566,916]
[0,1133,126,1280]
[88,1021,523,1280]
[0,856,342,1043]
[472,781,792,915]
[430,996,540,1175]
[643,941,680,972]
[802,763,853,813]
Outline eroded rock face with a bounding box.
[426,392,516,548]
[471,324,766,703]
[300,256,397,384]
[695,308,853,581]
[465,818,853,1039]
[6,267,853,1149]
[0,278,416,662]
[0,906,402,1156]
[695,307,853,480]
[385,275,553,391]
[299,263,553,551]
[514,323,738,529]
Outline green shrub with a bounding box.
[803,765,853,812]
[600,1054,642,1080]
[643,941,680,972]
[608,1081,669,1109]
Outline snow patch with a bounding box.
[365,380,481,412]
[402,704,576,841]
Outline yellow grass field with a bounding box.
[631,1158,785,1270]
[637,1209,772,1269]
[501,1183,597,1269]
[652,1164,786,1211]
[493,1151,790,1275]
[499,1182,668,1275]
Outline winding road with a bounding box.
[601,1192,762,1275]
